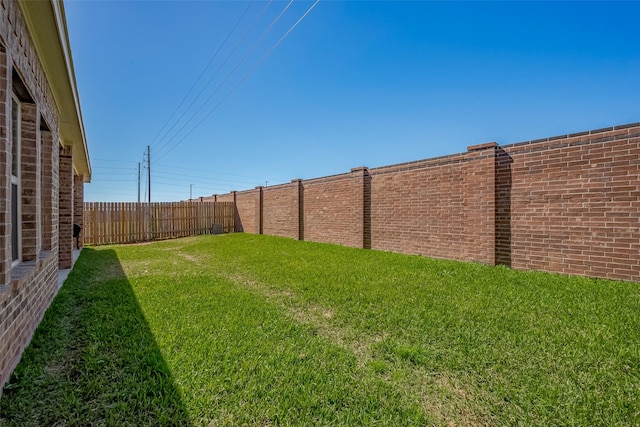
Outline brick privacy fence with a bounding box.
[205,123,639,282]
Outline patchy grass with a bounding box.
[1,233,639,426]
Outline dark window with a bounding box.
[11,96,20,262]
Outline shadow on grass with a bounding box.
[0,248,189,426]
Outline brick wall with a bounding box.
[73,173,84,249]
[303,168,367,248]
[0,251,57,391]
[40,129,57,252]
[0,45,10,287]
[234,189,261,234]
[215,193,233,203]
[20,103,39,262]
[369,145,496,263]
[0,0,68,395]
[213,123,639,283]
[262,180,301,240]
[58,146,73,269]
[503,124,640,281]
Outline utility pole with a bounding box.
[190,184,193,200]
[137,162,141,203]
[147,145,151,203]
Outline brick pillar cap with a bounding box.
[467,142,498,151]
[291,178,303,183]
[255,186,263,189]
[350,166,369,172]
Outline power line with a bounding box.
[92,158,139,164]
[92,2,320,203]
[154,0,293,160]
[153,1,275,157]
[146,1,253,153]
[155,0,321,163]
[155,163,269,181]
[93,166,138,171]
[153,170,262,185]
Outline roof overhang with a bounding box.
[18,0,91,182]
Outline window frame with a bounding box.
[11,93,21,266]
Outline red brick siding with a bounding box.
[0,45,11,287]
[0,251,57,393]
[73,174,83,249]
[0,0,81,396]
[20,103,39,262]
[58,146,72,269]
[40,129,56,251]
[0,1,59,132]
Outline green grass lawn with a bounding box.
[1,234,638,426]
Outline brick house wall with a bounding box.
[73,173,84,249]
[214,123,638,283]
[40,128,58,253]
[58,146,73,269]
[0,1,60,392]
[0,1,90,394]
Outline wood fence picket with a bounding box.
[83,202,235,245]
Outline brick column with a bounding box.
[40,129,56,251]
[495,147,512,266]
[350,167,369,249]
[58,145,73,269]
[231,191,239,232]
[464,142,498,265]
[255,186,263,235]
[20,103,39,262]
[50,132,59,254]
[0,46,9,285]
[292,179,304,241]
[73,174,83,249]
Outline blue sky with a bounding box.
[65,1,640,202]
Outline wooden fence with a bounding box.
[83,202,235,245]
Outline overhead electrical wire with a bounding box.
[154,0,294,160]
[146,2,254,152]
[90,1,320,202]
[92,158,139,163]
[154,0,321,163]
[153,0,274,157]
[93,166,137,171]
[155,162,269,181]
[153,170,259,186]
